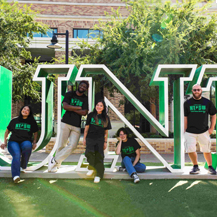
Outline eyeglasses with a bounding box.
[119,134,126,136]
[192,89,202,92]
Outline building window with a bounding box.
[27,28,58,38]
[73,29,102,39]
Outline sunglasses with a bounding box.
[192,89,202,92]
[119,134,126,136]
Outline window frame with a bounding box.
[73,28,102,39]
[27,28,58,38]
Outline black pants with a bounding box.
[85,137,104,179]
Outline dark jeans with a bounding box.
[85,137,104,179]
[122,156,146,177]
[8,141,32,178]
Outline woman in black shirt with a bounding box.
[83,99,112,183]
[0,106,38,183]
[116,128,146,183]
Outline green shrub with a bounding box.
[149,134,162,138]
[141,133,148,138]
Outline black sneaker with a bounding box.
[190,167,200,174]
[208,166,216,175]
[119,167,126,172]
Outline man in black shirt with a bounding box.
[184,84,217,175]
[48,81,89,172]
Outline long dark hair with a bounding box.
[92,99,108,127]
[18,105,34,121]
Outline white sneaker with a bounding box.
[51,166,58,173]
[132,174,140,183]
[94,176,100,183]
[86,170,94,177]
[20,168,26,173]
[48,157,57,172]
[13,176,20,183]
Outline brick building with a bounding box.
[10,0,129,122]
[10,0,217,133]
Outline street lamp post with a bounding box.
[47,30,69,64]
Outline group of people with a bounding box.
[47,80,145,183]
[1,82,216,184]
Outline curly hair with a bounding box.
[117,127,129,137]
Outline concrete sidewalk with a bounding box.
[1,147,208,163]
[28,151,207,163]
[1,150,216,180]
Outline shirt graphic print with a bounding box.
[71,98,83,107]
[15,123,31,132]
[122,146,135,155]
[90,117,103,128]
[189,104,206,113]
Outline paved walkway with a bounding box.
[28,151,207,163]
[2,141,211,165]
[1,148,208,163]
[1,150,217,180]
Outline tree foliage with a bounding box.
[0,0,48,102]
[69,0,217,102]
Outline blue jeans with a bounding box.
[122,156,146,177]
[8,141,32,178]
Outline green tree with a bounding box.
[0,0,48,102]
[69,0,217,103]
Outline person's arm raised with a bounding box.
[116,138,122,155]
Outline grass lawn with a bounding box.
[0,178,217,217]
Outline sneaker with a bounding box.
[86,170,94,177]
[189,167,200,174]
[20,168,26,173]
[207,166,216,175]
[13,176,20,184]
[132,174,140,183]
[48,157,57,172]
[51,166,58,173]
[94,176,100,183]
[119,167,126,172]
